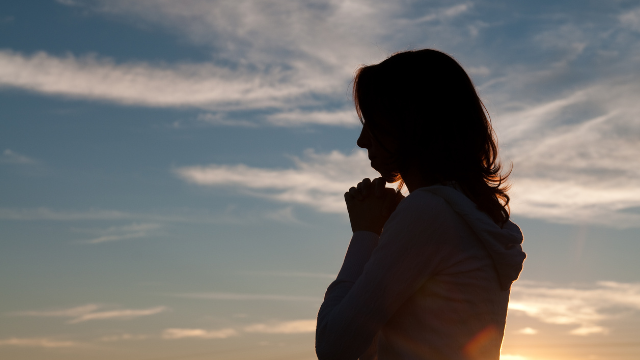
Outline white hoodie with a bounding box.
[316,185,526,360]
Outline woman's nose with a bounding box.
[357,126,369,149]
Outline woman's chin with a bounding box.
[374,169,398,183]
[370,162,400,183]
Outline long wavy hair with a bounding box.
[353,49,511,226]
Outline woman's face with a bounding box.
[357,121,399,182]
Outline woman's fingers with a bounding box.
[348,186,361,201]
[347,178,395,204]
[356,178,372,198]
[372,177,386,197]
[344,191,353,201]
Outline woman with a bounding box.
[315,49,526,360]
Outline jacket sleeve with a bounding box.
[315,193,453,360]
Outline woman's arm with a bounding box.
[316,190,453,360]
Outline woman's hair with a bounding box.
[353,49,511,226]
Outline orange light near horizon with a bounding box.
[463,325,501,360]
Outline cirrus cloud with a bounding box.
[175,149,379,213]
[161,319,316,341]
[0,337,80,348]
[509,281,640,336]
[244,319,316,334]
[10,304,168,324]
[162,328,238,340]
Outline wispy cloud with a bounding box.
[244,319,316,334]
[68,306,167,323]
[0,49,361,127]
[403,3,472,24]
[0,207,134,221]
[12,304,101,318]
[0,206,309,226]
[193,109,360,127]
[161,319,315,341]
[195,113,258,127]
[509,281,640,335]
[265,109,359,127]
[175,149,379,213]
[11,304,168,324]
[162,328,238,340]
[56,0,82,6]
[170,292,320,302]
[515,327,538,335]
[0,50,307,111]
[244,271,336,279]
[620,6,640,32]
[0,337,80,348]
[0,149,36,164]
[492,77,640,227]
[262,206,301,224]
[98,333,149,342]
[10,0,481,128]
[79,222,162,244]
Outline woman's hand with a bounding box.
[344,177,405,235]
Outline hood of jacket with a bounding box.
[416,185,526,291]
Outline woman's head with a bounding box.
[353,49,511,225]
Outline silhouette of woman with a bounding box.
[316,49,526,360]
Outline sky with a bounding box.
[1,1,640,359]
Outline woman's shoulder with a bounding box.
[392,187,458,225]
[381,186,471,253]
[396,187,452,213]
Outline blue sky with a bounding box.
[1,1,640,359]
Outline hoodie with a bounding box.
[316,185,526,360]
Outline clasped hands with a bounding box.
[344,177,405,235]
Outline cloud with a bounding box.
[0,48,360,128]
[68,306,168,323]
[56,0,82,6]
[244,271,336,279]
[4,0,482,127]
[79,222,162,244]
[0,50,309,111]
[620,7,640,32]
[265,109,359,127]
[13,304,101,318]
[99,333,149,342]
[0,207,134,221]
[0,206,306,226]
[194,109,360,127]
[244,319,316,334]
[175,149,379,213]
[509,281,640,335]
[404,3,471,24]
[195,113,258,127]
[162,328,238,340]
[262,207,301,224]
[11,304,168,324]
[0,149,36,164]
[169,292,320,302]
[0,337,79,348]
[491,77,640,227]
[161,319,315,341]
[515,327,538,335]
